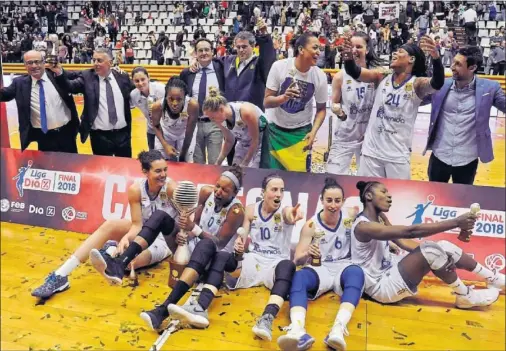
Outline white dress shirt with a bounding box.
[93,73,127,131]
[237,55,256,76]
[192,63,220,118]
[30,72,71,130]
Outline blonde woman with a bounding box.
[202,87,267,168]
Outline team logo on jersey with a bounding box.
[346,80,352,84]
[207,201,213,207]
[367,83,374,90]
[347,85,352,92]
[236,119,245,127]
[180,112,189,120]
[405,82,413,92]
[159,190,168,203]
[385,80,390,87]
[343,218,354,229]
[221,209,227,217]
[308,220,314,228]
[274,213,282,224]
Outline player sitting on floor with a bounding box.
[277,177,365,351]
[351,180,505,309]
[138,167,245,330]
[32,150,178,299]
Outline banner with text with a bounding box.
[1,148,505,279]
[379,3,400,21]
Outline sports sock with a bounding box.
[55,255,80,277]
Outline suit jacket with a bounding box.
[424,77,506,163]
[179,60,226,98]
[0,69,80,151]
[55,68,135,143]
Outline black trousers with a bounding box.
[147,132,155,150]
[90,127,132,157]
[32,121,78,153]
[428,153,479,185]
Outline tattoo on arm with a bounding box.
[415,77,436,99]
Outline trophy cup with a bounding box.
[168,181,199,287]
[458,203,480,243]
[311,229,326,266]
[46,34,59,66]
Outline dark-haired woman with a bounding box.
[225,174,303,341]
[278,178,365,351]
[32,150,179,299]
[139,167,245,330]
[262,33,328,172]
[327,32,382,175]
[341,33,446,179]
[130,67,166,150]
[151,77,198,162]
[351,180,503,310]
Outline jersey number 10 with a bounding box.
[260,227,271,240]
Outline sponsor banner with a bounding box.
[1,148,504,278]
[379,3,399,21]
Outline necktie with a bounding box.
[37,80,48,133]
[198,67,207,116]
[105,77,118,126]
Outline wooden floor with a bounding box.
[1,222,505,351]
[6,106,506,187]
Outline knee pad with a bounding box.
[205,251,235,288]
[139,210,175,242]
[340,265,365,306]
[289,268,319,309]
[186,238,217,275]
[271,260,296,298]
[437,240,463,262]
[420,241,450,271]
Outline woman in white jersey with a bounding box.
[139,167,245,330]
[129,67,166,150]
[151,76,198,162]
[202,86,267,168]
[351,180,504,309]
[327,32,384,175]
[342,35,446,179]
[226,174,303,341]
[278,178,365,351]
[262,33,328,172]
[32,150,178,299]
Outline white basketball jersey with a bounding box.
[311,210,353,268]
[159,96,191,152]
[195,191,243,253]
[361,74,422,163]
[334,72,375,144]
[350,213,393,295]
[138,178,178,224]
[248,201,293,260]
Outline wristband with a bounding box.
[191,225,203,237]
[430,58,444,90]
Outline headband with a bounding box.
[222,171,240,190]
[361,182,375,202]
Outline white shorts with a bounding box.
[306,261,355,300]
[147,233,172,265]
[326,142,362,175]
[155,135,195,162]
[366,263,417,304]
[358,154,411,180]
[229,252,283,290]
[233,133,263,168]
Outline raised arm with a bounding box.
[354,212,476,242]
[49,64,86,94]
[282,203,304,225]
[341,36,386,85]
[0,79,17,102]
[414,36,445,99]
[179,98,199,162]
[255,20,276,84]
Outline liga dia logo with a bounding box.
[485,254,506,272]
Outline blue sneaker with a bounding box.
[140,305,169,330]
[31,272,70,299]
[277,325,315,351]
[89,248,124,285]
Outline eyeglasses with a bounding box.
[25,60,44,66]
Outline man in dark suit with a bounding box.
[0,50,79,153]
[51,48,135,157]
[180,38,226,165]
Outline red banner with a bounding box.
[0,59,10,148]
[1,148,505,280]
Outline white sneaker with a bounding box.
[277,324,315,351]
[324,322,349,351]
[487,271,505,291]
[455,286,500,309]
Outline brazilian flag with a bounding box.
[260,123,312,172]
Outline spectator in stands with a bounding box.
[107,15,118,45]
[173,4,183,25]
[0,50,79,153]
[415,10,430,39]
[116,2,125,29]
[57,38,68,63]
[462,4,477,44]
[194,24,206,41]
[180,38,226,165]
[425,46,506,185]
[20,33,33,57]
[491,29,503,46]
[53,48,135,157]
[6,39,21,63]
[490,40,506,76]
[123,38,135,64]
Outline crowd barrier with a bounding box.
[2,64,506,92]
[1,147,504,281]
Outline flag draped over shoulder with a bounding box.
[260,123,312,172]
